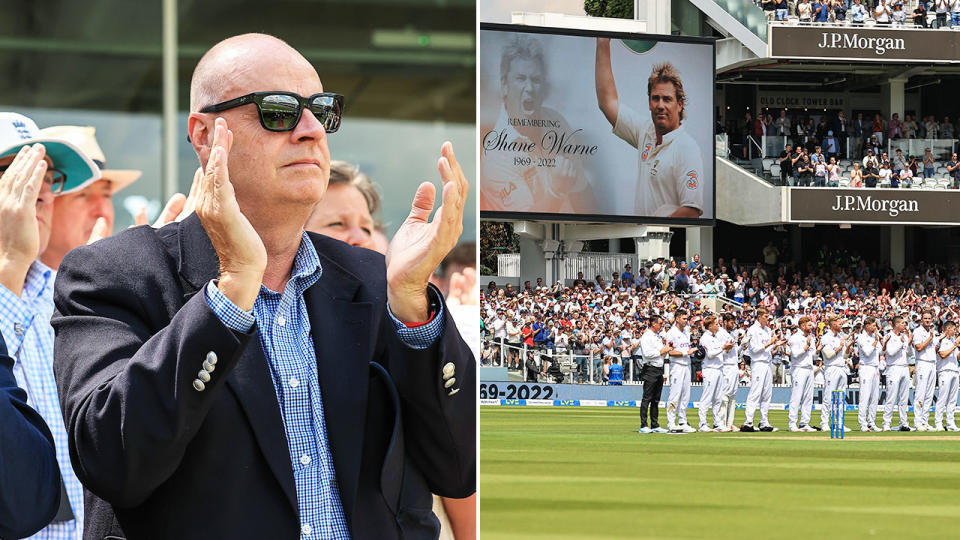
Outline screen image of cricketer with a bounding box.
[478,24,715,224]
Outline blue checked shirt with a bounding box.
[205,232,443,539]
[0,260,83,540]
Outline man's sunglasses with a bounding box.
[200,91,344,133]
[0,164,67,194]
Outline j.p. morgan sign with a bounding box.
[790,188,960,225]
[770,25,959,63]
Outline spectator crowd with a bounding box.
[481,250,960,389]
[756,0,960,28]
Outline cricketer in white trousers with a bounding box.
[856,330,882,430]
[667,363,691,428]
[935,336,959,429]
[914,361,937,428]
[913,325,938,429]
[716,326,740,428]
[788,330,815,428]
[819,330,847,430]
[699,330,726,429]
[883,331,911,428]
[744,321,775,427]
[858,365,880,429]
[744,362,773,426]
[665,324,693,428]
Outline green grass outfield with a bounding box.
[480,407,960,540]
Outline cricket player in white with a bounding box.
[934,320,960,432]
[717,313,741,431]
[698,316,728,432]
[743,309,784,431]
[665,310,697,432]
[912,309,938,431]
[882,315,913,431]
[856,317,883,432]
[788,317,817,432]
[818,316,852,432]
[595,38,704,219]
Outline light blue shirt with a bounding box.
[205,233,443,538]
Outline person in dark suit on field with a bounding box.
[0,332,62,539]
[52,33,474,540]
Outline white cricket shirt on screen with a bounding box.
[612,103,704,217]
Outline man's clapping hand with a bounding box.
[0,145,48,296]
[386,142,468,323]
[194,118,267,311]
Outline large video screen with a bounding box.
[479,24,715,225]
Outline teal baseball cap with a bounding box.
[0,112,101,194]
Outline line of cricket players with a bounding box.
[643,307,960,433]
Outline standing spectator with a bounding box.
[813,0,830,21]
[689,254,702,273]
[892,1,907,25]
[852,112,865,157]
[936,0,950,28]
[923,148,937,179]
[798,0,814,21]
[863,159,880,188]
[850,0,867,23]
[827,156,842,186]
[762,0,778,20]
[892,148,907,176]
[813,154,828,187]
[875,0,893,24]
[879,160,892,187]
[942,116,954,138]
[621,264,635,287]
[775,109,791,136]
[776,0,790,20]
[952,0,960,27]
[888,112,903,140]
[900,164,914,187]
[835,111,849,157]
[796,152,814,186]
[948,152,960,189]
[779,144,794,186]
[824,131,839,161]
[872,114,885,145]
[833,0,848,21]
[924,115,940,139]
[850,162,864,187]
[903,114,918,139]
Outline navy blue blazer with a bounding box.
[0,332,61,538]
[52,215,476,539]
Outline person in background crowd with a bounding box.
[797,0,814,21]
[934,320,960,431]
[923,148,936,179]
[850,0,868,23]
[947,152,960,189]
[0,112,104,539]
[914,0,928,26]
[935,0,950,28]
[850,161,863,187]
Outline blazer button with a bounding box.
[444,377,456,389]
[206,351,218,365]
[447,388,459,396]
[442,362,455,379]
[198,370,211,383]
[192,379,206,392]
[203,360,216,373]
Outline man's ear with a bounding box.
[188,113,213,167]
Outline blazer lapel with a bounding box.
[305,247,372,525]
[172,215,298,513]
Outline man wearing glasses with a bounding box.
[52,34,474,540]
[0,112,101,539]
